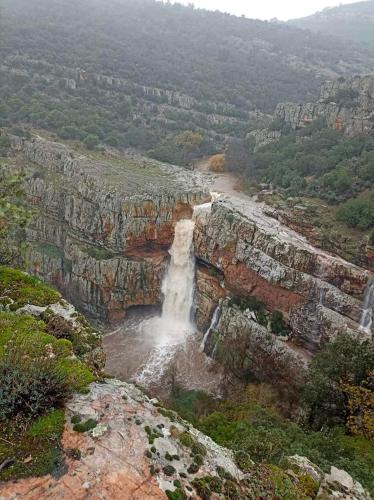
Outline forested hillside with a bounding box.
[289,1,374,47]
[1,0,374,156]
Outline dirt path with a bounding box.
[194,157,252,201]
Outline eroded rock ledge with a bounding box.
[194,197,373,353]
[250,75,374,149]
[9,136,209,322]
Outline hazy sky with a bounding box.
[171,0,364,21]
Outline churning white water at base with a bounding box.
[135,219,196,385]
[104,199,234,398]
[359,281,374,333]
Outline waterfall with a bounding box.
[359,281,374,333]
[161,219,196,325]
[200,306,221,351]
[135,218,196,385]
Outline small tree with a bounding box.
[209,154,225,173]
[83,134,100,150]
[302,334,374,430]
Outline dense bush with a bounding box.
[225,139,254,175]
[302,334,374,430]
[270,311,290,336]
[166,382,374,494]
[83,134,100,150]
[208,154,225,173]
[336,195,374,229]
[0,340,70,420]
[149,131,205,166]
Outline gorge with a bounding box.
[2,0,374,496]
[4,133,373,395]
[1,125,374,499]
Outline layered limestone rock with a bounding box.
[1,56,252,141]
[194,197,373,353]
[10,136,209,321]
[203,302,307,388]
[250,75,374,148]
[195,265,226,331]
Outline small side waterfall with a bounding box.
[359,281,374,333]
[319,288,326,306]
[200,306,221,351]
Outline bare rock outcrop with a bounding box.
[2,380,370,499]
[250,75,374,148]
[194,197,373,353]
[10,136,209,322]
[203,301,307,388]
[0,380,246,499]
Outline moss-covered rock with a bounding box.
[0,268,102,483]
[0,267,60,309]
[0,410,65,482]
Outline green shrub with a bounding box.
[270,311,290,336]
[165,489,187,500]
[83,134,100,150]
[187,462,200,474]
[336,196,374,229]
[0,336,71,420]
[144,425,163,444]
[56,358,95,393]
[28,410,65,437]
[302,334,374,429]
[0,414,65,481]
[168,387,216,425]
[73,419,97,433]
[162,465,176,476]
[0,267,60,308]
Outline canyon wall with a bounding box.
[250,75,374,148]
[7,135,374,368]
[194,197,373,356]
[10,136,209,322]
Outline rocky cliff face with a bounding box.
[194,197,373,355]
[250,75,374,148]
[203,301,307,388]
[10,136,209,322]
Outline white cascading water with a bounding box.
[135,219,196,384]
[200,306,221,352]
[359,281,374,333]
[161,219,196,324]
